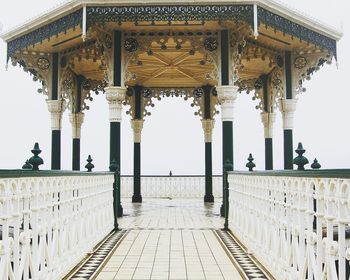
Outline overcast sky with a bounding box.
[0,0,348,174]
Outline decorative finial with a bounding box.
[311,158,321,170]
[293,142,309,170]
[22,160,32,170]
[109,159,118,172]
[85,155,95,172]
[28,143,44,171]
[223,159,233,172]
[169,170,172,177]
[246,154,256,172]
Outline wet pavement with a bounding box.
[94,199,242,280]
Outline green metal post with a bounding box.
[113,167,120,231]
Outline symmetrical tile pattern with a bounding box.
[216,230,272,280]
[68,229,128,280]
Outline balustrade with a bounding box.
[0,171,114,280]
[228,170,350,280]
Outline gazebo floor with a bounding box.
[67,199,271,280]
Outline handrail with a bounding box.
[0,169,112,178]
[229,169,350,178]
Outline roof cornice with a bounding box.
[0,0,343,42]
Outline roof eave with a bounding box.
[0,0,343,42]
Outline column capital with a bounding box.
[105,86,126,122]
[201,119,215,143]
[46,99,65,130]
[131,119,144,143]
[216,86,239,122]
[260,112,276,138]
[69,112,85,139]
[279,99,297,129]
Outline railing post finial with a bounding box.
[293,142,309,170]
[311,158,321,169]
[85,155,95,172]
[28,142,44,171]
[246,153,256,172]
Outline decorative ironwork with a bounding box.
[193,87,204,98]
[257,7,337,57]
[276,55,284,68]
[124,38,139,52]
[37,57,50,70]
[204,38,218,52]
[104,34,113,49]
[87,5,254,27]
[7,9,82,59]
[294,56,307,69]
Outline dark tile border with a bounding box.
[215,229,274,280]
[64,229,128,280]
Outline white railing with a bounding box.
[0,171,114,280]
[121,175,223,198]
[228,171,350,280]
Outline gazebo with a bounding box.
[1,0,341,207]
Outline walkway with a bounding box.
[96,199,241,280]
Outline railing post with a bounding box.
[110,160,120,230]
[223,159,232,230]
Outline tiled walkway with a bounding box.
[95,199,243,280]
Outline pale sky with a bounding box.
[0,0,348,174]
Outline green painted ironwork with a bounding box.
[86,5,254,27]
[257,7,337,57]
[7,9,83,59]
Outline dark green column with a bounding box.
[50,53,62,170]
[265,138,273,170]
[283,51,295,170]
[284,130,293,169]
[204,142,214,202]
[51,130,61,170]
[72,138,80,171]
[106,30,124,214]
[219,29,235,216]
[132,142,142,202]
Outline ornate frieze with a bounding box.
[11,51,52,97]
[86,5,254,27]
[257,7,337,57]
[122,31,220,86]
[291,52,333,97]
[7,9,82,59]
[94,29,114,85]
[124,87,219,121]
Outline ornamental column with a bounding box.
[131,119,144,203]
[47,99,64,170]
[261,112,276,170]
[217,85,238,216]
[69,112,84,171]
[280,99,297,169]
[202,119,214,202]
[281,51,297,169]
